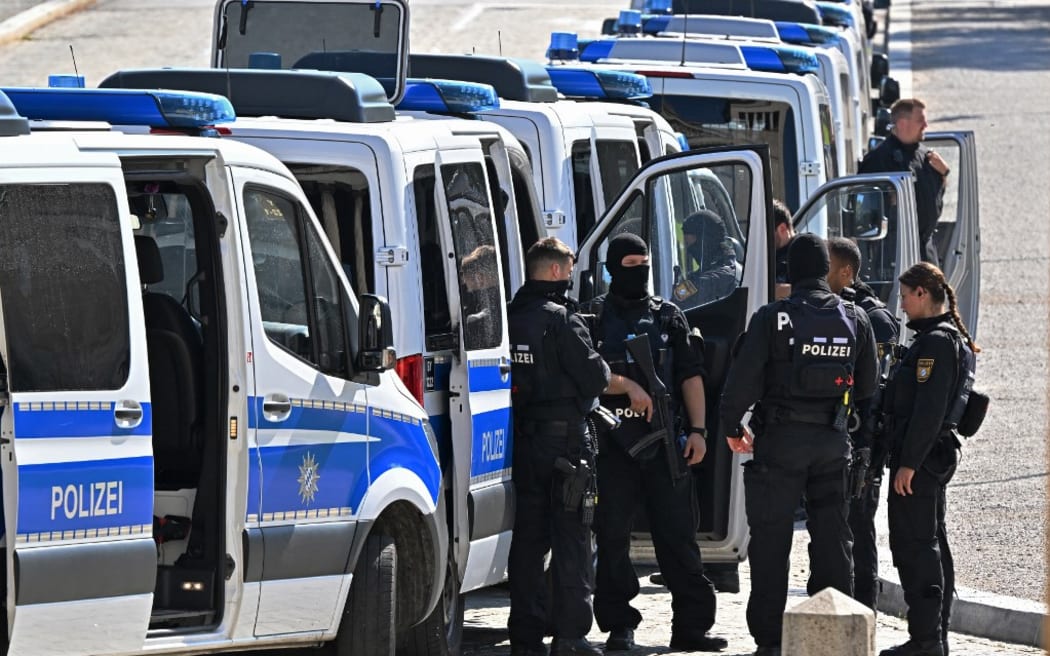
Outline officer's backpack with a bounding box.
[937,326,988,438]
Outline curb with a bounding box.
[878,573,1047,648]
[0,0,98,48]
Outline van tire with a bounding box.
[397,557,463,656]
[336,533,397,656]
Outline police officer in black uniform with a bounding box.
[507,237,610,656]
[860,98,950,265]
[827,237,901,610]
[880,263,980,656]
[583,234,727,653]
[772,199,795,299]
[720,234,879,656]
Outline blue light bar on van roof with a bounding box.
[0,87,236,128]
[643,0,673,15]
[816,2,855,28]
[546,67,653,100]
[398,79,500,113]
[740,45,820,74]
[619,10,643,35]
[774,21,842,46]
[548,32,580,62]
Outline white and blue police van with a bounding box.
[0,86,446,655]
[100,65,531,652]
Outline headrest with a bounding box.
[134,236,164,285]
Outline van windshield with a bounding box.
[216,1,405,100]
[648,95,799,210]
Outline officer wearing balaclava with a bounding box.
[581,234,728,652]
[719,234,880,656]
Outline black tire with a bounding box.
[336,533,397,656]
[397,557,463,656]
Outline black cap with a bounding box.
[606,233,648,276]
[786,233,829,283]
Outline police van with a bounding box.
[618,13,867,172]
[0,87,446,655]
[100,64,537,651]
[568,132,979,563]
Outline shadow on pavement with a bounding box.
[909,4,1050,72]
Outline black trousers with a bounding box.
[508,430,594,646]
[593,438,716,635]
[888,466,954,644]
[849,474,883,610]
[743,425,853,648]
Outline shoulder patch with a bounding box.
[916,358,935,383]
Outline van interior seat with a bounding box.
[135,235,204,490]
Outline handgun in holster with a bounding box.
[554,456,596,526]
[849,446,871,500]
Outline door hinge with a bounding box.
[376,246,410,267]
[800,161,822,177]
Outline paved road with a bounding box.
[0,0,1045,646]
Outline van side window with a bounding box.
[511,165,541,250]
[440,163,504,351]
[596,140,640,208]
[571,140,597,246]
[290,164,375,296]
[413,165,453,338]
[243,187,350,375]
[0,183,130,391]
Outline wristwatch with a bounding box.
[688,427,708,440]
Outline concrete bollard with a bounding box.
[782,587,875,656]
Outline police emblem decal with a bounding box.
[298,452,321,504]
[916,358,935,383]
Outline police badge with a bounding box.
[916,358,934,383]
[673,278,698,302]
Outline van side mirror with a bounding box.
[601,17,618,35]
[874,108,892,137]
[357,294,396,372]
[870,54,889,89]
[879,76,901,107]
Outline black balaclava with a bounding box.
[607,233,650,299]
[786,233,830,284]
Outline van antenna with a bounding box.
[69,45,83,87]
[225,46,232,104]
[680,11,688,66]
[498,30,503,56]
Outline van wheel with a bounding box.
[336,533,397,656]
[398,556,463,656]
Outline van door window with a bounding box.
[290,164,375,295]
[649,96,799,209]
[0,183,129,391]
[243,187,351,374]
[597,140,641,208]
[440,163,504,350]
[484,154,514,299]
[571,140,597,245]
[819,103,840,181]
[414,165,454,340]
[510,163,541,250]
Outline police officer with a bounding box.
[720,234,879,656]
[860,98,950,265]
[772,199,795,299]
[583,234,727,653]
[507,237,610,656]
[673,209,738,309]
[880,263,980,656]
[827,237,901,610]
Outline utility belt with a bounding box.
[763,404,841,429]
[517,418,589,438]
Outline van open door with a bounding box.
[923,131,981,336]
[793,171,922,326]
[432,151,515,593]
[0,153,156,655]
[574,145,774,562]
[211,0,410,104]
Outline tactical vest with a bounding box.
[770,296,859,402]
[509,299,586,419]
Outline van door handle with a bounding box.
[262,394,293,422]
[499,361,512,377]
[114,400,144,429]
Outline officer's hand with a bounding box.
[726,427,754,454]
[926,150,949,176]
[893,466,916,496]
[683,432,707,465]
[626,381,654,422]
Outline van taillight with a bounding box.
[396,354,425,405]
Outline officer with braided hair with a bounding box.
[720,234,879,656]
[880,262,981,656]
[826,236,900,611]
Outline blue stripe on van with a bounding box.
[247,397,369,432]
[470,407,513,478]
[13,402,153,439]
[17,455,153,535]
[468,363,511,393]
[253,441,370,518]
[370,413,441,503]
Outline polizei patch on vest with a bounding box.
[916,358,935,383]
[801,339,852,358]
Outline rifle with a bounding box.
[853,346,899,498]
[624,334,689,482]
